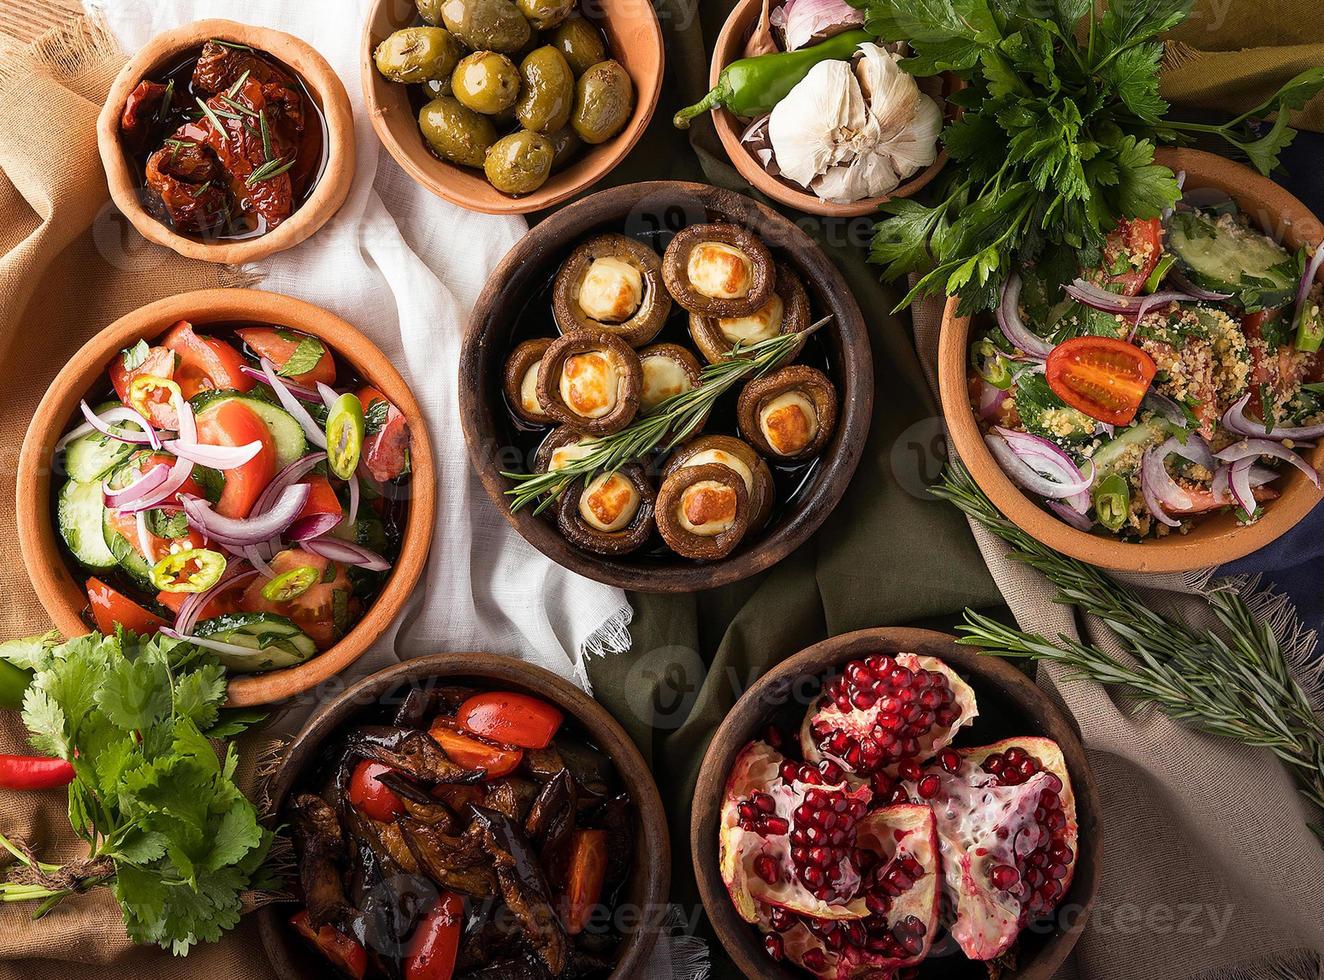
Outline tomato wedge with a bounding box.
[236,326,337,386]
[163,321,254,397]
[404,892,465,980]
[156,578,244,620]
[348,760,404,822]
[109,346,179,429]
[455,691,563,750]
[105,509,208,565]
[428,718,524,777]
[239,548,353,649]
[194,400,276,518]
[1045,336,1157,425]
[86,577,168,635]
[290,910,367,980]
[559,829,608,935]
[124,452,207,507]
[1091,217,1163,297]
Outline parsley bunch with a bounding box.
[0,630,271,954]
[855,0,1324,313]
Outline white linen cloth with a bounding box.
[85,0,634,691]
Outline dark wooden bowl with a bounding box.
[459,181,873,593]
[258,652,671,979]
[692,627,1102,980]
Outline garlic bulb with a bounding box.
[854,43,918,136]
[768,59,868,190]
[882,93,942,174]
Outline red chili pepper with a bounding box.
[0,755,75,791]
[405,891,465,980]
[455,691,564,750]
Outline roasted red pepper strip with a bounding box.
[428,718,523,777]
[455,691,564,750]
[0,755,75,791]
[290,910,367,980]
[560,829,608,935]
[405,891,465,980]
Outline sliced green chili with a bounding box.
[1143,254,1176,294]
[1093,473,1131,532]
[150,548,227,594]
[970,339,1013,390]
[326,393,366,480]
[261,566,319,603]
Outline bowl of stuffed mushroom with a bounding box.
[459,181,873,592]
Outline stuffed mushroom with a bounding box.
[502,337,555,425]
[662,223,775,319]
[688,262,811,364]
[656,462,750,560]
[737,365,838,461]
[551,234,671,347]
[533,425,600,476]
[637,343,703,414]
[663,434,774,531]
[556,462,655,554]
[536,331,642,436]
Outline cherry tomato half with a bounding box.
[1092,217,1163,297]
[163,321,254,397]
[236,326,337,387]
[290,910,367,980]
[195,400,276,519]
[404,892,465,980]
[455,691,563,750]
[348,760,404,822]
[428,718,524,777]
[1045,336,1157,425]
[86,577,168,636]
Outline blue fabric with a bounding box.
[1217,131,1324,632]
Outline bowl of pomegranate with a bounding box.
[258,652,670,980]
[16,289,435,706]
[692,626,1101,980]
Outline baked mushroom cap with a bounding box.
[688,261,812,365]
[533,425,601,475]
[636,342,703,413]
[502,337,556,425]
[556,462,655,555]
[663,433,774,531]
[656,462,750,560]
[662,223,775,319]
[536,331,643,436]
[552,233,672,347]
[737,364,838,461]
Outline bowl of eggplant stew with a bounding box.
[260,653,669,980]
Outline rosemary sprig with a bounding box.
[502,316,832,514]
[219,95,257,117]
[246,154,296,186]
[156,78,174,125]
[259,109,273,162]
[933,463,1324,829]
[195,97,228,143]
[225,68,251,99]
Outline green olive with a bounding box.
[546,124,581,171]
[549,17,607,76]
[484,130,554,194]
[374,27,463,84]
[419,96,499,168]
[440,0,532,54]
[516,0,574,30]
[420,75,452,99]
[416,0,445,25]
[571,59,634,145]
[514,46,574,133]
[452,51,521,115]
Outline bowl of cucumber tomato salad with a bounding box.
[946,151,1324,570]
[17,290,435,704]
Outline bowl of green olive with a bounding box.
[363,0,663,215]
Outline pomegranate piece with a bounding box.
[800,653,978,779]
[719,741,876,920]
[758,804,941,978]
[900,736,1079,961]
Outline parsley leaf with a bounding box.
[277,336,325,378]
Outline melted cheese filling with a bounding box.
[518,362,543,416]
[640,355,692,412]
[549,438,596,472]
[559,351,619,419]
[687,242,754,300]
[759,391,818,455]
[578,472,641,532]
[677,480,739,536]
[718,294,784,345]
[578,257,644,323]
[684,448,754,497]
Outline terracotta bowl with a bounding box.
[15,289,436,707]
[96,19,356,265]
[257,652,671,979]
[693,627,1102,980]
[362,0,664,216]
[458,181,874,592]
[939,148,1324,573]
[707,0,953,218]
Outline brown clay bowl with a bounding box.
[458,181,873,592]
[257,652,671,979]
[939,148,1324,573]
[707,0,954,218]
[362,0,664,216]
[15,289,436,707]
[96,19,356,265]
[693,627,1101,980]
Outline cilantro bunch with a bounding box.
[855,0,1324,313]
[0,630,270,955]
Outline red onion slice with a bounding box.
[103,462,169,508]
[1294,240,1324,329]
[134,511,155,564]
[251,452,328,519]
[975,378,1008,420]
[1046,500,1093,531]
[239,364,321,401]
[1214,438,1320,488]
[1140,446,1186,528]
[288,512,344,542]
[260,357,327,449]
[347,472,360,527]
[994,427,1093,489]
[1065,279,1202,318]
[1228,458,1258,515]
[163,438,263,469]
[985,431,1093,499]
[175,565,259,636]
[1166,267,1233,303]
[1141,391,1188,427]
[179,484,312,548]
[316,382,340,412]
[997,273,1053,359]
[302,536,391,572]
[1222,392,1324,440]
[243,544,276,578]
[78,400,160,449]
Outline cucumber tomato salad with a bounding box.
[970,197,1324,538]
[55,322,412,671]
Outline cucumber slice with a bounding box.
[1091,419,1170,478]
[1165,209,1296,312]
[103,511,153,588]
[192,613,318,673]
[194,393,308,469]
[62,402,139,483]
[57,479,117,569]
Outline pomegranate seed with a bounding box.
[853,690,877,710]
[990,864,1019,889]
[770,906,793,932]
[888,667,912,688]
[763,933,784,961]
[897,760,922,782]
[1040,790,1060,810]
[1043,772,1063,793]
[936,705,960,725]
[1005,746,1027,765]
[803,948,827,972]
[983,754,1005,774]
[764,816,789,835]
[755,793,775,813]
[819,760,844,783]
[780,762,800,783]
[920,688,943,708]
[1050,842,1074,865]
[939,749,961,773]
[1049,862,1069,880]
[916,774,942,799]
[754,855,780,884]
[1047,811,1067,831]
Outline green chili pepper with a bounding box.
[673,30,875,129]
[262,566,319,603]
[150,548,227,594]
[1143,254,1175,294]
[970,339,1013,390]
[326,393,366,480]
[0,660,32,711]
[1093,473,1131,532]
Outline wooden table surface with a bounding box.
[0,0,81,43]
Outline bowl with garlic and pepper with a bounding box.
[675,0,954,217]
